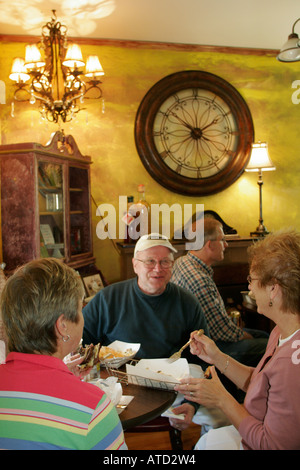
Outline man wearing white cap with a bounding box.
[131,233,178,296]
[83,233,209,363]
[82,233,213,431]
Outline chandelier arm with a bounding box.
[31,76,51,96]
[34,96,51,105]
[63,82,86,102]
[69,93,84,101]
[84,83,103,99]
[13,86,31,102]
[64,75,85,96]
[31,87,51,100]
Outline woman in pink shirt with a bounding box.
[173,230,300,450]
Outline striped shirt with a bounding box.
[171,252,243,342]
[0,352,127,450]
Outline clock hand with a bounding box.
[170,111,223,137]
[169,111,194,131]
[200,116,222,131]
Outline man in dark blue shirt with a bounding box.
[83,233,212,431]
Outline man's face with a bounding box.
[132,246,174,295]
[209,227,228,263]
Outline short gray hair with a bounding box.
[190,217,223,249]
[1,258,85,354]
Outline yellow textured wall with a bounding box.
[1,39,300,281]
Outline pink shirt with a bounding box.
[239,326,300,450]
[0,353,126,449]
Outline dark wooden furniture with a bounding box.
[0,131,95,275]
[125,416,183,451]
[242,299,275,333]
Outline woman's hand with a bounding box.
[64,353,92,378]
[175,367,250,430]
[190,330,222,365]
[174,366,228,409]
[168,403,195,431]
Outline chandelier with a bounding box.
[9,10,104,123]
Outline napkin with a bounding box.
[91,376,123,405]
[0,340,6,364]
[161,362,204,420]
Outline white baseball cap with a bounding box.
[134,233,177,257]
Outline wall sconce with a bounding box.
[245,142,276,237]
[277,18,300,62]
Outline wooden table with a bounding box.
[100,369,176,430]
[118,382,176,430]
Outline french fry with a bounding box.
[204,366,212,378]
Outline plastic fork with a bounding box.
[168,329,204,362]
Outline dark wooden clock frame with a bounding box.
[135,70,254,196]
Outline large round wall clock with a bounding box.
[134,70,254,196]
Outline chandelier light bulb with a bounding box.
[9,58,30,83]
[63,44,85,69]
[85,56,105,77]
[24,45,45,70]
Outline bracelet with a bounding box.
[222,355,230,374]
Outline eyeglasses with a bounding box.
[134,258,174,269]
[211,237,227,243]
[247,275,259,283]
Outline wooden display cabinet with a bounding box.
[0,131,95,274]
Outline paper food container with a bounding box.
[125,358,190,390]
[99,340,140,368]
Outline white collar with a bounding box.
[278,329,300,346]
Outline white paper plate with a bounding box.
[126,358,190,390]
[99,340,141,368]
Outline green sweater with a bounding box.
[83,277,209,365]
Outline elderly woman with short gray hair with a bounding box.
[0,258,126,450]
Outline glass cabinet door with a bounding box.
[69,166,91,257]
[38,161,65,259]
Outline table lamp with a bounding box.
[245,142,276,237]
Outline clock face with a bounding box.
[135,71,254,196]
[153,88,239,179]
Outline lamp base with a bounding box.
[250,224,269,238]
[250,230,269,238]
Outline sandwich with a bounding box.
[77,343,101,370]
